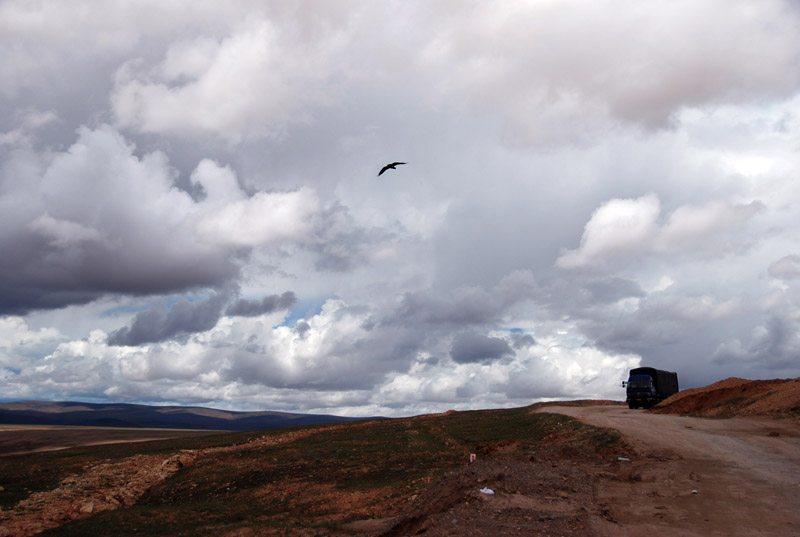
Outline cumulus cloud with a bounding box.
[2,294,643,414]
[712,314,800,370]
[0,125,322,314]
[450,332,513,364]
[108,292,231,346]
[557,195,764,269]
[0,316,62,369]
[3,1,800,414]
[557,195,661,269]
[111,16,346,142]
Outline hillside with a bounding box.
[0,401,365,431]
[1,378,798,536]
[0,406,625,537]
[652,376,800,417]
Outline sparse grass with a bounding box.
[0,430,257,509]
[26,407,619,536]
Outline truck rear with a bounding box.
[624,367,679,409]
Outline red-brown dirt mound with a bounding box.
[652,376,800,417]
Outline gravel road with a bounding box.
[542,406,800,537]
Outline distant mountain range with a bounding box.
[0,401,371,431]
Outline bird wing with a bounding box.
[377,162,407,176]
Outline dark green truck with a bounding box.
[623,367,679,409]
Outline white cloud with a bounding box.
[196,188,319,247]
[1,295,641,415]
[556,194,660,269]
[416,0,800,144]
[657,200,764,252]
[111,17,346,142]
[558,195,764,269]
[0,316,61,368]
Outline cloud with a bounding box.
[0,316,61,369]
[557,195,764,269]
[226,291,297,317]
[3,1,800,415]
[419,0,800,143]
[712,314,800,371]
[195,188,319,247]
[557,195,660,269]
[1,289,641,414]
[0,108,58,147]
[768,255,800,281]
[111,17,346,142]
[0,125,321,314]
[657,200,764,252]
[29,213,107,248]
[511,333,536,349]
[108,291,232,346]
[450,332,513,364]
[393,271,537,327]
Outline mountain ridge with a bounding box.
[0,400,371,431]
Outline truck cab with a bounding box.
[625,374,657,408]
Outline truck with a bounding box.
[623,367,679,409]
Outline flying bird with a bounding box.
[378,162,407,176]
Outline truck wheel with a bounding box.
[628,402,635,409]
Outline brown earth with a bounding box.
[0,426,225,457]
[1,377,799,536]
[0,429,317,536]
[543,405,800,536]
[652,376,800,417]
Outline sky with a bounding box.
[2,0,800,417]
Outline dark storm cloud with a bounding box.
[0,126,243,315]
[0,236,240,315]
[713,314,800,371]
[450,332,513,364]
[108,292,231,346]
[226,291,297,317]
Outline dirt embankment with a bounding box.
[653,376,800,417]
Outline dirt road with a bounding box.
[542,406,800,537]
